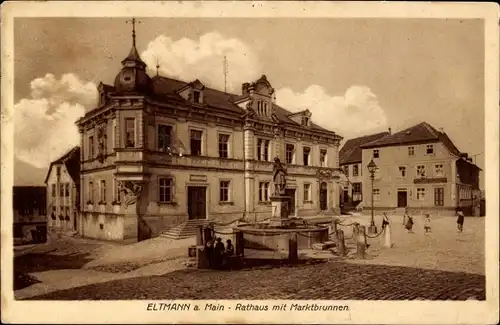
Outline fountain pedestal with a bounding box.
[269,195,291,228]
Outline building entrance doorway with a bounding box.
[320,182,328,211]
[285,189,296,215]
[397,190,408,208]
[188,186,207,220]
[343,190,349,203]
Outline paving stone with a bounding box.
[25,260,485,301]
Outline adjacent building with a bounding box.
[45,146,81,236]
[74,27,343,242]
[339,131,389,210]
[359,122,481,216]
[13,186,46,242]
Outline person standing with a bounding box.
[405,214,414,233]
[403,208,409,227]
[424,214,432,233]
[457,209,465,233]
[214,237,225,269]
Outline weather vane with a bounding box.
[126,17,142,47]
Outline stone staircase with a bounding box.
[160,219,211,240]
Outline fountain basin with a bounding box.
[234,222,329,251]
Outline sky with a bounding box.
[13,17,485,187]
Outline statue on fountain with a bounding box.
[272,157,287,196]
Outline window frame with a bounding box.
[218,133,230,158]
[158,177,174,203]
[434,164,444,177]
[257,138,270,162]
[113,179,121,203]
[434,187,444,206]
[426,144,434,155]
[398,166,406,178]
[285,143,295,164]
[408,146,415,156]
[219,180,231,203]
[89,135,95,158]
[373,149,379,158]
[303,183,311,202]
[189,129,203,156]
[193,90,201,104]
[416,165,426,177]
[352,164,359,177]
[157,124,173,152]
[258,181,270,202]
[88,181,94,203]
[303,146,311,166]
[417,188,426,201]
[124,118,136,148]
[99,180,106,203]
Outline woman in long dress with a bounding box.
[405,214,414,233]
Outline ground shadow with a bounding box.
[14,271,42,290]
[14,252,94,274]
[223,256,328,271]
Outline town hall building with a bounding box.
[74,22,343,241]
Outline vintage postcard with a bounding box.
[1,1,499,324]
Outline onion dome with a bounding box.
[114,18,152,94]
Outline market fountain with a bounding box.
[234,158,329,251]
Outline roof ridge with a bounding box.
[420,121,440,138]
[153,75,241,97]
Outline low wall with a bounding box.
[238,226,329,251]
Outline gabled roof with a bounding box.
[339,132,390,165]
[360,122,462,156]
[148,75,339,136]
[82,74,340,138]
[150,76,244,114]
[44,146,81,184]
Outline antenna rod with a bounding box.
[223,56,228,92]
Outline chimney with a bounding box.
[242,83,250,96]
[388,127,392,135]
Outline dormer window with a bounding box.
[302,116,309,126]
[257,101,269,116]
[100,92,106,106]
[193,90,201,104]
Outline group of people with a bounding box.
[402,208,466,234]
[205,237,235,269]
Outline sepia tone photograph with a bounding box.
[1,1,499,324]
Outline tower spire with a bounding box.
[122,17,145,67]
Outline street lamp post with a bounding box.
[367,159,378,234]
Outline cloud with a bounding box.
[275,85,388,139]
[14,73,97,168]
[141,32,262,93]
[140,31,387,139]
